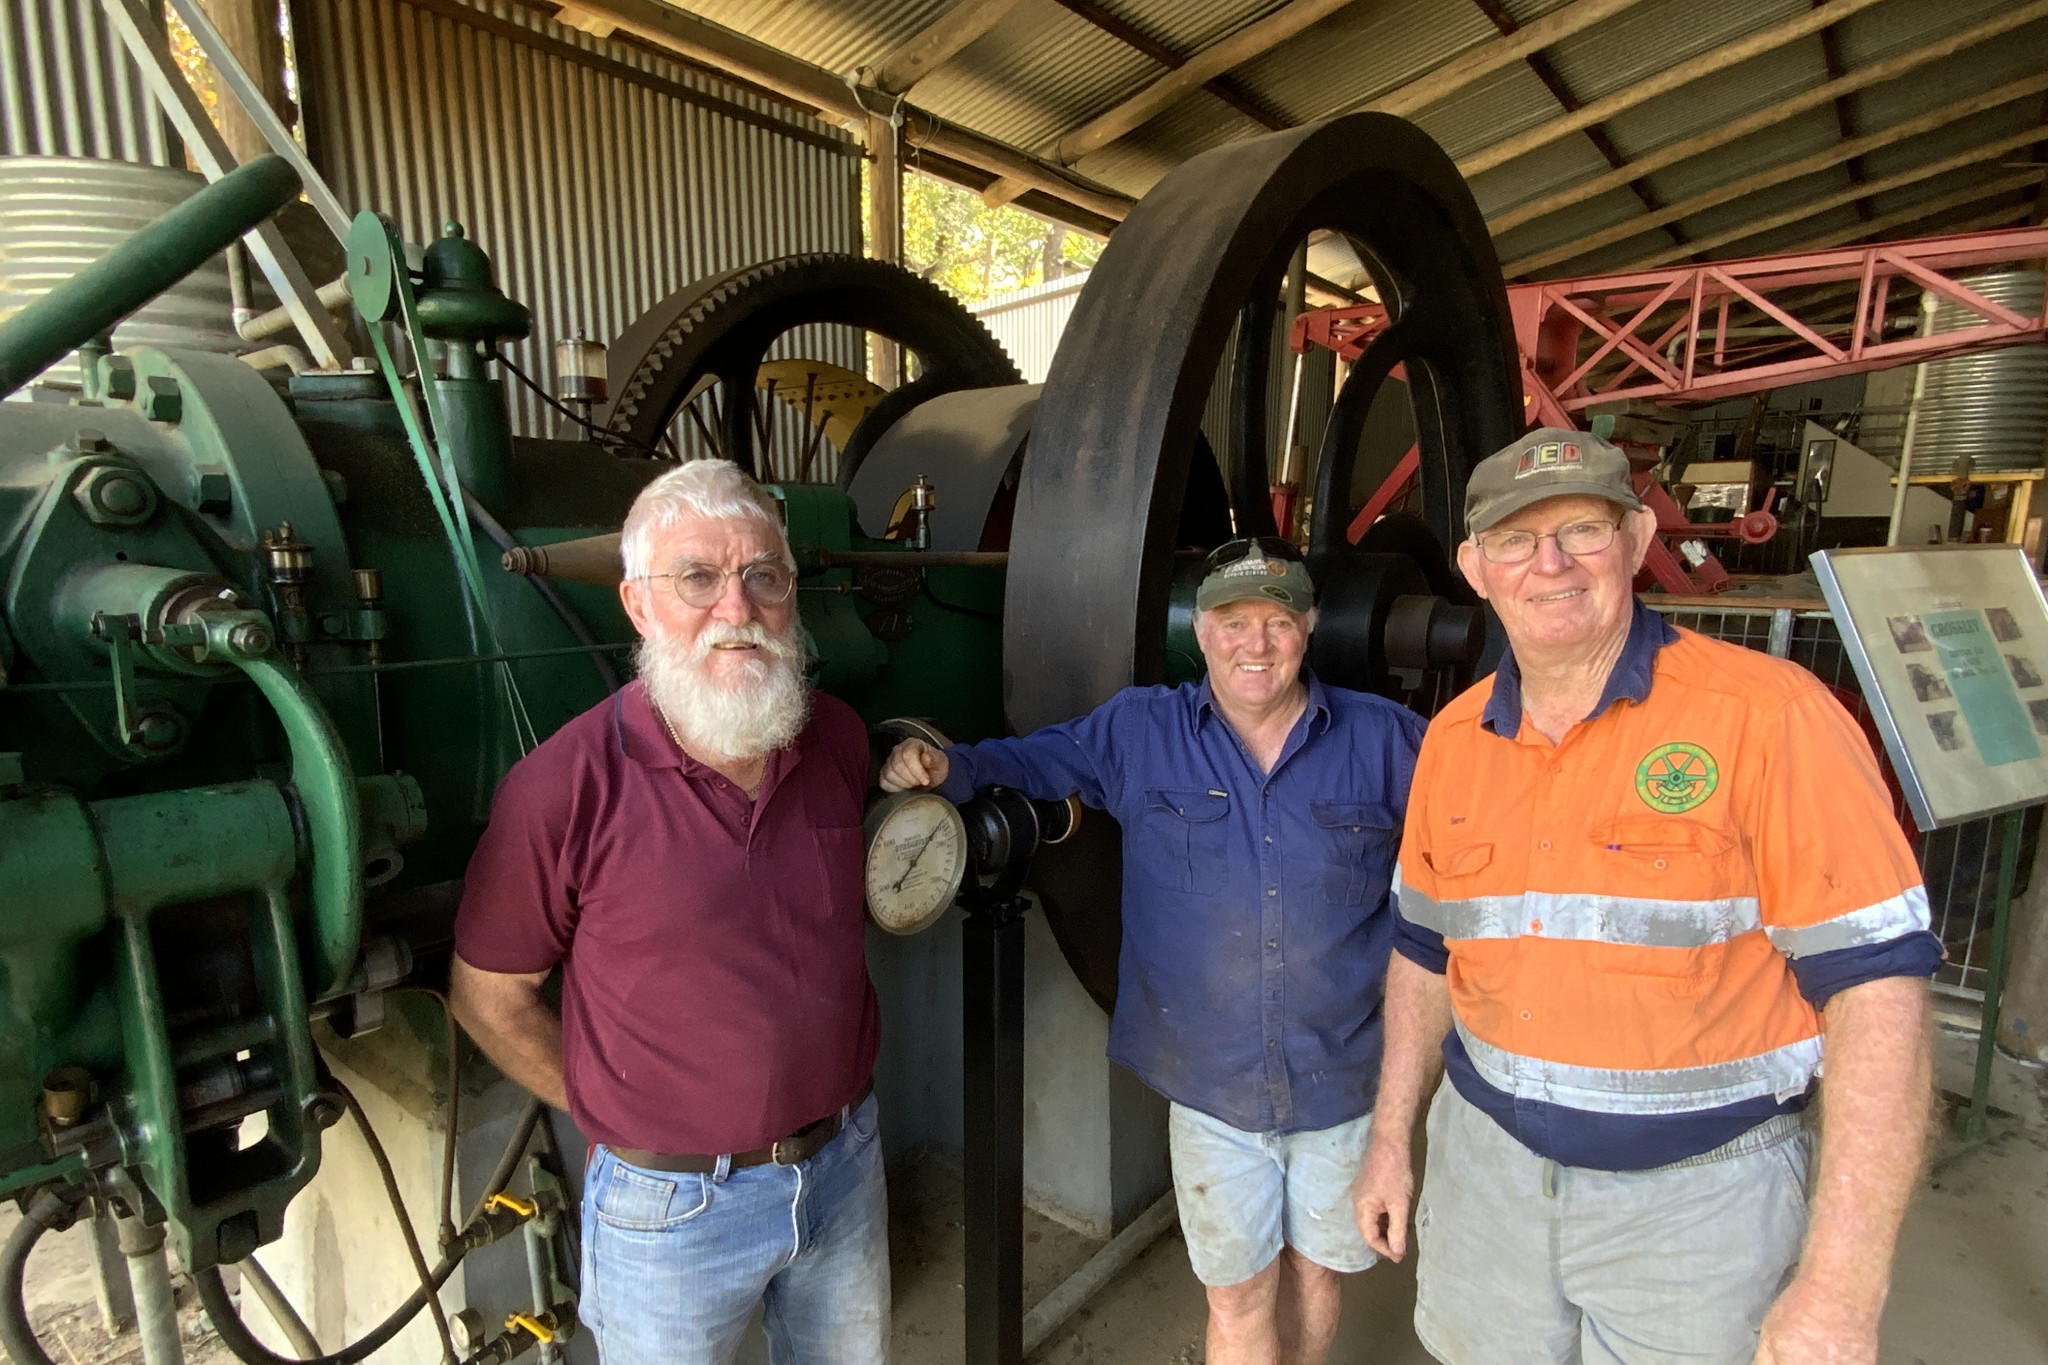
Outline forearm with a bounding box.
[1373,953,1454,1149]
[939,731,1105,806]
[1798,975,1933,1314]
[449,962,570,1111]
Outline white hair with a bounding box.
[620,458,789,579]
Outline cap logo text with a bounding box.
[1515,441,1582,479]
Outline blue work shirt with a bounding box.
[938,671,1425,1134]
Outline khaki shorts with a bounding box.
[1414,1082,1812,1365]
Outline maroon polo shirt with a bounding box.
[453,681,880,1155]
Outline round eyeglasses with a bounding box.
[1472,519,1623,565]
[641,560,796,608]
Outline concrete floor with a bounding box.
[870,1111,2048,1365]
[10,1103,2046,1364]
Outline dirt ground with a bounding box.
[0,1205,239,1365]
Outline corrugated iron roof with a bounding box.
[647,0,2048,281]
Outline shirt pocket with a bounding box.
[594,1157,711,1230]
[1310,800,1398,904]
[1137,788,1231,895]
[1588,818,1740,987]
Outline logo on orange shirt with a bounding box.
[1635,742,1719,813]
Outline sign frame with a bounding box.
[1813,543,2048,831]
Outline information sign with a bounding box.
[1813,544,2048,830]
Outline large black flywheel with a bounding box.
[596,253,1021,481]
[1012,113,1523,1012]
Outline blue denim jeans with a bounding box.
[579,1094,890,1364]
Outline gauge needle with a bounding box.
[891,832,936,893]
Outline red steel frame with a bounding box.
[1294,226,2048,591]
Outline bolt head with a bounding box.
[228,622,275,657]
[139,375,182,423]
[74,465,158,526]
[99,356,137,401]
[96,476,146,517]
[133,711,184,751]
[306,1096,345,1129]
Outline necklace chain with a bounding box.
[657,702,763,799]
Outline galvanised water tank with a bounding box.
[1908,269,2048,475]
[0,157,241,394]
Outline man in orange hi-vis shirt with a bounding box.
[1351,428,1941,1365]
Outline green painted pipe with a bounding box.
[234,655,364,999]
[0,154,303,400]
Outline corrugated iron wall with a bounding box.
[972,270,1087,383]
[0,0,176,163]
[292,0,866,445]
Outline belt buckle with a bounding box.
[772,1137,796,1166]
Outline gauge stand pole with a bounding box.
[962,888,1027,1365]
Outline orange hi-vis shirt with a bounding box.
[1393,601,1942,1170]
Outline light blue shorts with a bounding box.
[1168,1102,1378,1287]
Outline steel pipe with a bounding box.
[0,155,301,400]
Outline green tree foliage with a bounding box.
[878,168,1103,305]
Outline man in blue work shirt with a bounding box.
[880,537,1423,1365]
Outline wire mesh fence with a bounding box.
[1651,603,2024,1000]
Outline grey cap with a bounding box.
[1196,551,1315,613]
[1464,427,1643,536]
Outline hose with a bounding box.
[1,1185,90,1365]
[334,1079,459,1365]
[462,490,624,695]
[197,1096,549,1365]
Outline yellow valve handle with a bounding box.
[506,1312,556,1344]
[486,1191,537,1218]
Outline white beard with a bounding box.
[637,618,811,762]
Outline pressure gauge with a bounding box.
[862,790,969,935]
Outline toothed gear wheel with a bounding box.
[596,253,1021,480]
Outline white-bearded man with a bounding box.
[450,459,889,1365]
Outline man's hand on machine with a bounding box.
[880,738,950,792]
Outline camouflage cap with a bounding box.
[1195,546,1316,613]
[1465,427,1643,537]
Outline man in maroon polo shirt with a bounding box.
[450,458,887,1365]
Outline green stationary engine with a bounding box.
[0,112,1520,1359]
[0,157,1016,1282]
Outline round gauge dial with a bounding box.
[862,791,970,935]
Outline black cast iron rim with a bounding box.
[1010,112,1523,1012]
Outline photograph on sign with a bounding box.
[1813,545,2048,830]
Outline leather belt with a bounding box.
[610,1079,874,1174]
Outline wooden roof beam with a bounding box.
[978,0,1291,211]
[1613,135,2048,272]
[866,0,1028,96]
[1052,0,1356,166]
[1359,0,1649,121]
[1785,193,2039,255]
[1050,0,1287,133]
[1504,72,2048,277]
[1458,0,1892,178]
[1486,0,2048,234]
[543,0,1134,225]
[1465,0,1682,249]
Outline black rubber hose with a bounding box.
[1,1187,89,1365]
[462,490,623,695]
[197,1097,549,1365]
